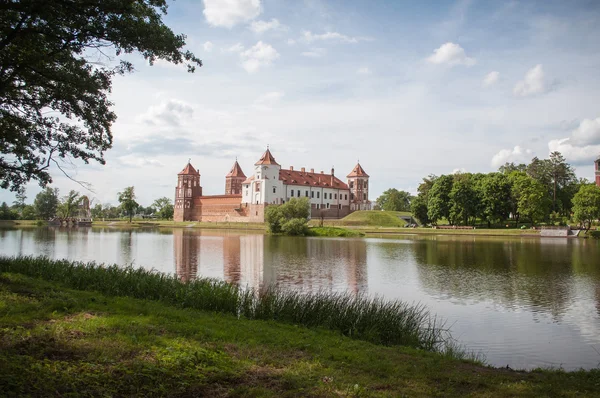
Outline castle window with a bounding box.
[349,181,354,188]
[297,190,300,197]
[326,203,330,209]
[255,183,261,192]
[273,187,276,194]
[305,191,308,197]
[334,194,337,199]
[317,192,320,199]
[311,191,314,198]
[345,194,348,200]
[351,193,354,200]
[329,193,332,199]
[316,204,319,209]
[291,190,294,197]
[338,204,341,209]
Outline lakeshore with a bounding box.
[1,264,599,397]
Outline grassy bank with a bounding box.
[2,274,599,396]
[307,227,365,237]
[314,211,410,228]
[92,220,267,230]
[0,256,446,351]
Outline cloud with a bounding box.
[357,67,371,75]
[250,18,286,34]
[482,71,499,87]
[301,31,365,44]
[287,38,296,45]
[240,41,280,73]
[203,41,214,52]
[301,48,326,58]
[254,91,284,110]
[117,155,165,168]
[222,42,245,53]
[491,146,533,168]
[426,42,475,66]
[513,64,545,97]
[547,117,600,164]
[138,99,194,127]
[203,0,262,28]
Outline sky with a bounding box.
[3,0,600,207]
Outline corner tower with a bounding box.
[225,160,246,195]
[347,163,371,211]
[594,156,600,187]
[174,162,202,222]
[242,147,283,205]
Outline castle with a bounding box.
[174,148,371,222]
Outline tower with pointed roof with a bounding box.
[595,156,600,187]
[174,161,202,221]
[242,147,284,206]
[225,160,246,195]
[347,163,371,211]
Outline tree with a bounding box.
[0,0,201,191]
[410,195,429,225]
[427,175,453,225]
[265,197,310,235]
[0,202,17,220]
[57,190,81,218]
[478,173,511,228]
[376,189,412,212]
[12,187,26,216]
[511,174,550,226]
[152,197,174,220]
[118,187,138,223]
[499,162,527,174]
[449,173,477,225]
[572,184,600,231]
[21,205,36,220]
[547,152,576,214]
[33,187,59,219]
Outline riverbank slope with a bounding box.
[1,273,598,396]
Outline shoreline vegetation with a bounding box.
[1,257,599,396]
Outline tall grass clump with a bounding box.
[0,256,453,353]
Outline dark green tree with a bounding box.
[152,197,174,219]
[265,197,310,235]
[499,162,527,174]
[410,195,429,225]
[118,186,139,223]
[449,173,477,225]
[0,201,17,219]
[427,175,453,225]
[376,188,412,212]
[511,174,550,226]
[572,184,600,231]
[33,187,59,219]
[478,173,512,228]
[0,0,201,191]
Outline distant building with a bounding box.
[596,157,600,187]
[174,148,371,222]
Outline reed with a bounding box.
[0,256,456,354]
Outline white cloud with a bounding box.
[301,48,326,58]
[250,18,286,34]
[547,117,600,163]
[203,0,262,28]
[118,155,165,168]
[240,41,280,73]
[138,99,194,127]
[254,91,284,110]
[357,67,371,75]
[482,71,499,87]
[203,41,214,52]
[302,31,364,44]
[452,168,467,174]
[513,64,545,97]
[491,146,533,168]
[287,38,296,45]
[426,42,476,66]
[222,43,245,53]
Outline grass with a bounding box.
[0,256,448,352]
[315,211,410,228]
[307,227,365,237]
[2,273,600,396]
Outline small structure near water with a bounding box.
[539,226,579,237]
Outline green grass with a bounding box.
[1,273,599,397]
[317,211,410,227]
[307,227,365,237]
[0,256,448,352]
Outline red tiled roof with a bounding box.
[226,160,246,178]
[347,163,369,178]
[242,175,255,184]
[178,162,200,175]
[255,149,279,166]
[279,170,349,189]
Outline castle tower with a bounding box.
[347,163,371,211]
[595,157,600,187]
[225,160,246,195]
[174,161,202,221]
[242,147,284,205]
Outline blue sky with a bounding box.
[3,0,600,206]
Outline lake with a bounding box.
[1,226,599,370]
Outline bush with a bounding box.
[282,218,309,236]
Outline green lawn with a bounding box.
[1,273,599,397]
[315,211,411,228]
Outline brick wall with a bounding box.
[310,205,351,219]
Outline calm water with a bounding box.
[1,227,600,370]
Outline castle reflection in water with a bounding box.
[173,229,368,293]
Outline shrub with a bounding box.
[265,198,310,236]
[282,218,309,236]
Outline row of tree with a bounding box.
[0,186,174,222]
[376,152,600,229]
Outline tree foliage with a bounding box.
[57,190,81,218]
[479,173,511,228]
[376,188,412,212]
[265,197,310,235]
[152,197,174,220]
[511,174,550,226]
[118,186,138,223]
[0,0,201,190]
[572,184,600,231]
[33,187,59,219]
[427,175,453,224]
